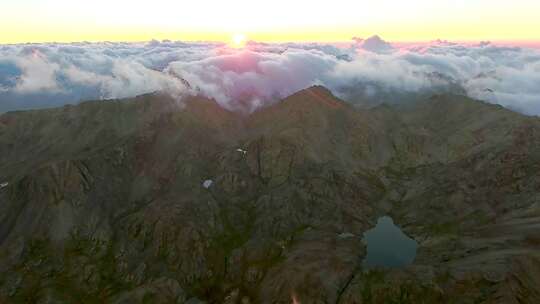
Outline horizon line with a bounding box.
[2,38,540,46]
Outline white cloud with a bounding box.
[0,38,539,116]
[167,49,337,111]
[13,50,61,93]
[352,35,395,54]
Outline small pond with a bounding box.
[362,216,418,269]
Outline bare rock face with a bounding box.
[1,87,540,303]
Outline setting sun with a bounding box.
[231,33,246,48]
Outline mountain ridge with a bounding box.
[1,86,540,303]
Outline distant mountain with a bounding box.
[1,87,540,303]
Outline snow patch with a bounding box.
[236,148,247,155]
[202,179,213,189]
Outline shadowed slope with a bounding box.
[1,87,540,303]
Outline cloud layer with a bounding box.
[1,37,539,115]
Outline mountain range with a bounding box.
[1,86,540,303]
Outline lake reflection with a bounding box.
[362,216,418,269]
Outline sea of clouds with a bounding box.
[1,36,539,115]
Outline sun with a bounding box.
[231,33,246,48]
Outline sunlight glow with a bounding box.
[0,0,539,43]
[231,33,246,48]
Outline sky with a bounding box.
[1,0,540,43]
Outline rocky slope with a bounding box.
[0,86,539,303]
